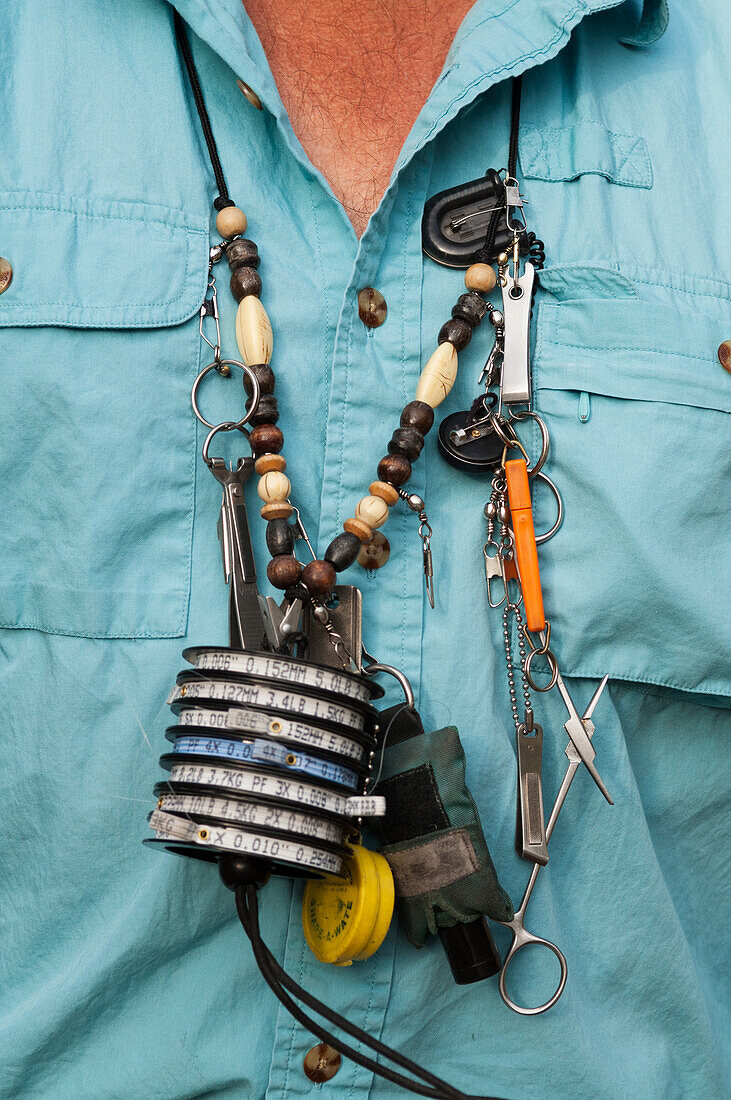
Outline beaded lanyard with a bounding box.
[145,7,615,1089]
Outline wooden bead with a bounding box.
[266,517,295,557]
[465,263,497,292]
[343,517,374,543]
[243,363,275,397]
[357,531,390,570]
[257,471,291,503]
[261,501,293,520]
[226,238,260,270]
[388,427,424,461]
[452,291,488,327]
[354,495,389,529]
[377,453,411,487]
[324,532,361,572]
[236,295,273,365]
[368,480,399,505]
[249,395,279,425]
[415,343,458,408]
[400,401,434,435]
[255,453,286,474]
[216,205,247,239]
[301,559,336,596]
[267,555,302,589]
[250,423,283,455]
[230,266,262,301]
[438,317,472,351]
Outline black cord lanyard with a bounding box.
[173,14,512,1100]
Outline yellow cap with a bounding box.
[302,843,394,966]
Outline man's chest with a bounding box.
[244,0,477,235]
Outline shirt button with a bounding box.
[303,1043,341,1083]
[718,340,731,373]
[358,287,387,328]
[0,258,13,294]
[236,78,263,110]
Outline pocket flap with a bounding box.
[0,192,209,328]
[520,120,653,188]
[536,299,731,414]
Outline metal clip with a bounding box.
[199,274,225,372]
[398,490,435,608]
[516,720,548,865]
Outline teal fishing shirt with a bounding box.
[1,1,729,1097]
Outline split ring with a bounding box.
[511,411,550,478]
[191,359,261,430]
[533,472,564,545]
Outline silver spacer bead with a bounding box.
[209,243,226,264]
[406,493,425,512]
[489,309,504,327]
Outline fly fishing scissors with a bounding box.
[496,674,609,1015]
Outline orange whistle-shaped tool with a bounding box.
[505,458,545,632]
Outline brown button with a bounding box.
[303,1043,341,1083]
[236,78,263,110]
[0,258,12,295]
[718,341,731,373]
[358,287,387,328]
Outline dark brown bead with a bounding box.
[452,291,488,328]
[249,395,279,425]
[266,518,295,557]
[243,363,275,397]
[324,532,361,572]
[250,423,284,455]
[400,400,434,435]
[377,453,411,487]
[388,426,424,461]
[230,266,262,301]
[438,317,472,351]
[301,559,336,596]
[267,555,302,589]
[225,238,260,270]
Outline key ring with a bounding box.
[510,410,550,478]
[533,471,564,545]
[191,359,261,430]
[202,421,253,468]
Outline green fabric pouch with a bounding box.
[374,707,513,959]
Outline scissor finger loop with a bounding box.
[498,926,568,1016]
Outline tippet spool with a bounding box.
[146,646,383,880]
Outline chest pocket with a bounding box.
[0,193,209,638]
[531,292,731,699]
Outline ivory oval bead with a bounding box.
[216,205,248,239]
[236,295,273,365]
[414,342,458,409]
[368,480,399,506]
[354,494,389,529]
[343,517,373,544]
[261,501,293,520]
[254,453,287,474]
[257,471,291,503]
[465,263,497,292]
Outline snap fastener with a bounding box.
[358,287,387,329]
[718,340,731,373]
[0,258,13,294]
[236,78,263,110]
[303,1043,341,1083]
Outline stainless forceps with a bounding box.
[496,674,609,1015]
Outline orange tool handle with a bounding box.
[505,458,545,632]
